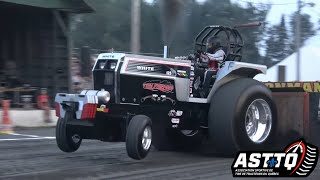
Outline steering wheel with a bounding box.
[188,53,208,70]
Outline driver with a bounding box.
[199,36,226,97]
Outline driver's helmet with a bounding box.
[206,36,222,54]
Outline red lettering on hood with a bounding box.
[143,82,174,93]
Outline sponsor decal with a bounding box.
[168,110,183,117]
[141,94,176,105]
[172,124,178,128]
[96,104,109,113]
[265,82,320,92]
[102,55,115,58]
[143,80,174,93]
[171,118,180,124]
[177,70,188,77]
[231,139,318,177]
[193,77,201,90]
[165,68,176,76]
[166,71,172,75]
[189,81,193,87]
[137,65,154,71]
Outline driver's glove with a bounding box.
[196,49,203,54]
[194,52,200,59]
[187,54,195,60]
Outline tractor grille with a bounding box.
[94,71,114,91]
[93,70,115,102]
[93,58,123,103]
[104,72,114,86]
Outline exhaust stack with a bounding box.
[163,45,169,58]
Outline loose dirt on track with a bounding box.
[0,128,319,180]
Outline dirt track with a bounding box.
[0,128,319,180]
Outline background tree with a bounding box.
[71,0,131,51]
[289,12,316,53]
[264,15,290,67]
[264,25,278,66]
[71,0,270,64]
[276,15,290,60]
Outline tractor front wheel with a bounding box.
[56,112,82,153]
[126,115,152,160]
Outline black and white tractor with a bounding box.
[55,23,277,160]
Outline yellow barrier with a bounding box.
[265,82,320,92]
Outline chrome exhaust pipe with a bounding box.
[163,45,169,58]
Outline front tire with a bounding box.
[126,115,152,160]
[208,78,277,155]
[56,112,82,152]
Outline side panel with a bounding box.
[121,56,191,102]
[125,58,191,78]
[120,75,177,106]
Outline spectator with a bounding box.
[37,88,52,123]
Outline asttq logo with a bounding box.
[231,139,318,177]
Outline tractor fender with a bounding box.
[206,61,267,102]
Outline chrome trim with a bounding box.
[142,126,152,150]
[188,97,207,103]
[245,99,272,144]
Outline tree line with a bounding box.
[71,0,316,67]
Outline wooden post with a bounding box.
[52,10,57,95]
[14,23,20,80]
[1,31,8,65]
[53,10,72,93]
[66,14,72,93]
[131,0,141,54]
[278,65,286,82]
[80,46,91,77]
[26,17,33,85]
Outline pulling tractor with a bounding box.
[55,22,279,159]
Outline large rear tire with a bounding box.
[126,115,152,160]
[56,112,82,153]
[208,78,277,155]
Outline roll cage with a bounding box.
[193,22,262,62]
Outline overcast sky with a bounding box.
[144,0,320,54]
[145,0,319,29]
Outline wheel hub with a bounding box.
[71,134,81,143]
[142,126,152,150]
[245,99,272,143]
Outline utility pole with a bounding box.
[296,0,301,81]
[131,0,141,54]
[295,1,315,81]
